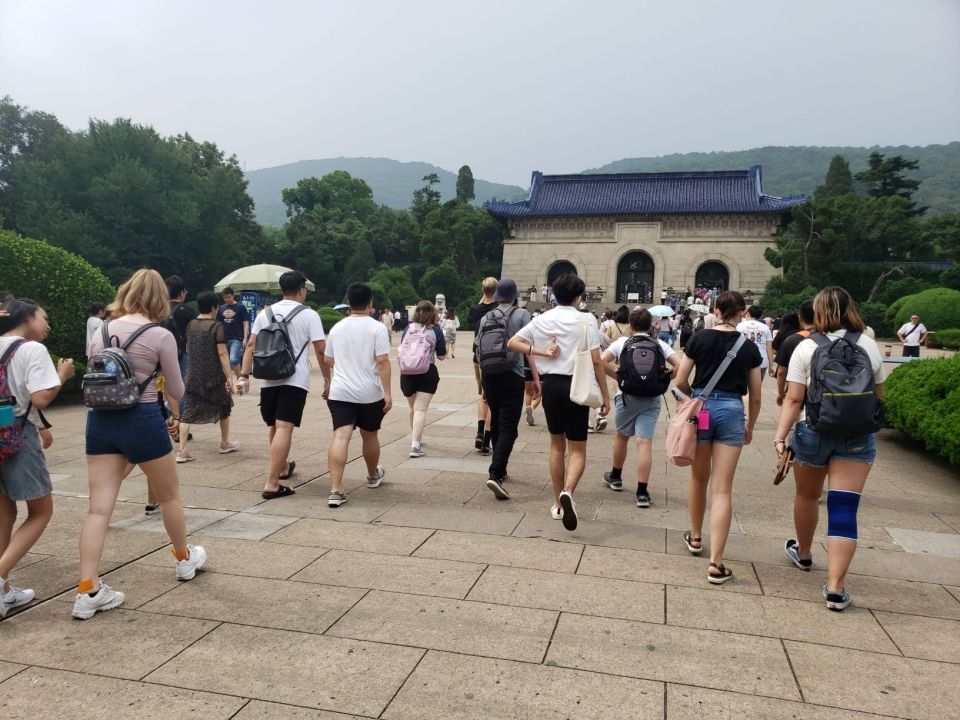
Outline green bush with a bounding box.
[932,329,960,350]
[889,287,960,333]
[939,265,960,291]
[858,301,889,337]
[317,306,345,332]
[874,276,935,307]
[0,230,114,361]
[759,285,817,319]
[884,354,960,466]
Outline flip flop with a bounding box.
[278,460,296,480]
[261,484,295,500]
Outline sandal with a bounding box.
[707,562,733,585]
[683,531,703,555]
[278,460,296,481]
[261,484,295,500]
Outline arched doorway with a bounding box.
[695,261,730,292]
[547,260,577,286]
[616,252,654,304]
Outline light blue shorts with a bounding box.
[614,393,661,439]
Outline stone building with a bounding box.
[485,166,807,306]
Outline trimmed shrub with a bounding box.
[889,288,960,334]
[858,301,889,338]
[940,265,960,291]
[0,230,114,361]
[317,306,345,332]
[932,329,960,350]
[884,354,960,466]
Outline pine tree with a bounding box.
[816,155,853,198]
[455,165,475,203]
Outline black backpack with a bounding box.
[617,335,671,397]
[165,303,190,357]
[476,307,518,375]
[252,305,308,380]
[805,332,882,438]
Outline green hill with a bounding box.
[246,157,526,226]
[585,143,960,215]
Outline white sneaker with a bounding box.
[550,505,563,521]
[72,582,125,620]
[367,466,386,489]
[0,585,36,618]
[409,447,426,458]
[176,544,208,581]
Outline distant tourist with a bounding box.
[85,301,106,360]
[381,307,394,344]
[737,306,775,380]
[897,314,927,357]
[165,275,197,380]
[469,278,498,455]
[216,287,250,381]
[678,309,694,350]
[398,300,446,458]
[442,308,459,358]
[238,271,329,499]
[323,282,390,507]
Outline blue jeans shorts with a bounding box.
[0,422,52,501]
[226,338,244,367]
[614,393,661,439]
[694,390,745,447]
[792,421,877,468]
[86,402,173,464]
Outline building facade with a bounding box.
[486,167,807,305]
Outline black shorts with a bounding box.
[540,375,590,441]
[903,345,920,358]
[259,385,308,427]
[327,399,386,432]
[400,364,440,397]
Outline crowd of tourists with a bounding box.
[0,266,891,619]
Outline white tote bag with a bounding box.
[569,315,603,408]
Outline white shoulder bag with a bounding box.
[569,314,603,407]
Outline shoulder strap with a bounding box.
[120,322,162,351]
[700,335,746,401]
[810,332,830,348]
[101,320,113,348]
[278,304,307,326]
[0,338,26,366]
[904,323,921,338]
[265,306,275,324]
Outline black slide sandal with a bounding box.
[707,562,733,584]
[278,460,296,481]
[262,484,295,500]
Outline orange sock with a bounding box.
[172,548,189,561]
[77,579,95,594]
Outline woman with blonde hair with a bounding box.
[398,299,446,458]
[775,287,884,611]
[74,269,206,619]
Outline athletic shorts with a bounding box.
[86,402,173,464]
[903,345,920,358]
[0,422,52,501]
[327,399,386,432]
[614,393,661,439]
[540,374,590,442]
[259,385,308,427]
[400,364,440,397]
[693,390,745,448]
[792,421,876,468]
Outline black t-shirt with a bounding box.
[774,330,812,368]
[468,301,498,334]
[684,329,762,395]
[169,302,198,356]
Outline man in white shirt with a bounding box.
[324,283,392,507]
[238,271,329,499]
[381,308,394,344]
[508,273,609,532]
[85,302,106,360]
[897,314,927,358]
[737,306,775,380]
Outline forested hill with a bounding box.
[587,143,960,215]
[246,157,526,226]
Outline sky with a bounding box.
[1,0,958,187]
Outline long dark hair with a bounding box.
[614,304,630,324]
[0,298,40,334]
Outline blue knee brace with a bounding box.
[827,490,861,541]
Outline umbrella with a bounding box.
[647,305,675,317]
[214,264,316,293]
[333,303,349,313]
[688,303,711,314]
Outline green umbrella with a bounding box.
[214,264,316,293]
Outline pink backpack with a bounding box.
[397,323,436,375]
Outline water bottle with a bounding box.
[0,398,15,428]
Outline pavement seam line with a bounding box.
[137,619,224,682]
[408,528,439,556]
[751,561,765,594]
[320,586,372,635]
[779,637,806,703]
[573,543,586,574]
[540,610,564,665]
[225,698,252,720]
[0,665,31,687]
[462,563,489,600]
[870,609,907,658]
[376,646,429,719]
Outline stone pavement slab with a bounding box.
[886,526,960,557]
[665,527,829,568]
[138,535,326,579]
[248,494,396,522]
[0,661,25,684]
[146,623,424,717]
[265,517,433,554]
[195,510,299,540]
[873,611,960,663]
[375,502,523,535]
[413,529,583,572]
[232,701,367,719]
[110,507,235,535]
[512,513,666,552]
[666,684,892,719]
[382,651,664,720]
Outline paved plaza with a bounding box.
[2,334,959,719]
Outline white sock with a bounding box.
[412,442,421,450]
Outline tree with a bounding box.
[343,236,375,284]
[455,165,475,203]
[368,265,419,309]
[854,152,924,214]
[411,173,442,224]
[816,155,853,199]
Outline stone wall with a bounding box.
[502,214,782,302]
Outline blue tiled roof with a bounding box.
[485,166,807,218]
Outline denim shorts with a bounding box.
[0,423,52,501]
[86,402,173,464]
[226,338,244,366]
[792,421,877,468]
[693,390,745,447]
[614,393,661,439]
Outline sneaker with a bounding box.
[486,476,510,500]
[328,491,348,507]
[635,491,651,508]
[175,452,194,464]
[479,444,491,456]
[367,466,386,488]
[595,415,607,432]
[558,490,578,531]
[409,447,426,458]
[823,585,851,611]
[602,471,623,491]
[525,406,535,426]
[144,504,160,517]
[72,582,125,620]
[550,505,563,521]
[0,585,36,618]
[175,544,207,581]
[784,539,813,570]
[474,432,484,450]
[218,441,240,454]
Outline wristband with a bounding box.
[773,439,785,445]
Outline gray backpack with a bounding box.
[83,322,162,410]
[805,332,882,438]
[476,307,518,375]
[252,305,309,380]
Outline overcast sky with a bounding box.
[2,0,958,187]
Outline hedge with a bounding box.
[0,230,115,361]
[932,329,960,350]
[887,287,960,337]
[884,354,960,466]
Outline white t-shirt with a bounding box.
[514,306,601,376]
[737,319,774,369]
[326,315,391,403]
[0,336,61,426]
[606,334,676,398]
[250,300,325,391]
[703,314,717,330]
[898,322,927,347]
[787,330,886,423]
[382,311,393,329]
[86,316,103,357]
[686,295,694,306]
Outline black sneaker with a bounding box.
[784,539,813,570]
[602,471,623,491]
[635,491,651,508]
[474,432,484,450]
[479,444,491,456]
[822,585,851,611]
[485,476,510,500]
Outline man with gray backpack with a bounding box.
[475,278,537,499]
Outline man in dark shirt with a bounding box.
[774,300,814,406]
[217,287,250,381]
[468,277,499,454]
[165,275,198,379]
